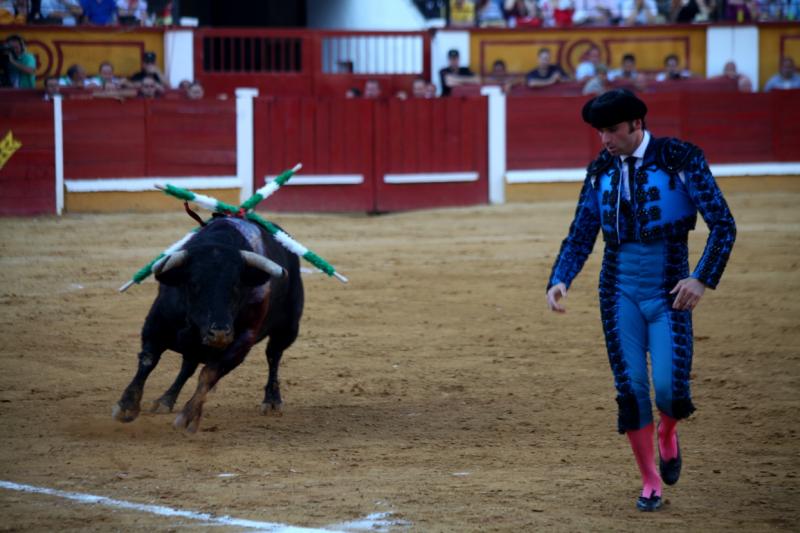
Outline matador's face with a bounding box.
[597,119,643,157]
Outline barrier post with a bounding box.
[481,86,506,205]
[236,88,259,204]
[53,94,64,216]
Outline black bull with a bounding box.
[113,217,304,432]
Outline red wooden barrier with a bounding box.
[373,96,488,211]
[506,90,800,170]
[253,97,376,212]
[0,100,54,216]
[63,99,236,180]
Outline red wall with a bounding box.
[253,96,488,212]
[0,95,54,216]
[63,99,237,180]
[506,89,800,169]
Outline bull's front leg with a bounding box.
[150,355,199,414]
[113,348,164,422]
[173,333,255,433]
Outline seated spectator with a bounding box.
[137,75,162,98]
[553,0,576,26]
[364,79,382,99]
[526,47,569,88]
[59,64,88,87]
[186,81,204,99]
[130,51,168,87]
[582,64,609,95]
[655,54,691,81]
[575,45,601,81]
[476,0,506,26]
[36,0,83,25]
[712,60,753,92]
[424,82,437,98]
[80,0,117,24]
[484,59,508,83]
[572,0,620,25]
[2,35,36,88]
[411,76,427,98]
[623,0,661,24]
[88,61,129,89]
[439,48,479,96]
[345,87,361,98]
[177,79,191,91]
[43,75,60,100]
[117,0,150,25]
[503,0,543,27]
[764,57,800,92]
[0,0,27,24]
[608,53,640,82]
[722,0,756,22]
[450,0,476,27]
[672,0,717,22]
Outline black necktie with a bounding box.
[626,156,638,218]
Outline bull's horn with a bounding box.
[240,251,286,279]
[152,250,188,275]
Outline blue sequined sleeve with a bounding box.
[547,176,601,291]
[684,151,736,289]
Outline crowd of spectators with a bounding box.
[0,0,173,26]
[446,0,800,27]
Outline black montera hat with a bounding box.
[581,88,647,129]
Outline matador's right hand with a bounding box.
[546,283,568,313]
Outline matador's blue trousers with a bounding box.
[599,239,696,434]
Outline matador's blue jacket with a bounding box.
[547,136,736,291]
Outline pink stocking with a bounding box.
[626,422,661,498]
[658,413,679,461]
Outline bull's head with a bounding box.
[152,247,285,349]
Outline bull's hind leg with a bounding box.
[261,328,298,415]
[150,356,199,414]
[113,348,164,423]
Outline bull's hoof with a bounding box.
[112,403,139,423]
[173,410,201,433]
[149,398,174,414]
[260,401,283,416]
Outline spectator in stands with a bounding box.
[655,54,691,82]
[36,0,83,25]
[572,0,621,25]
[43,75,60,100]
[88,61,128,89]
[137,74,161,98]
[186,81,203,99]
[345,87,361,98]
[582,63,609,95]
[177,79,191,91]
[411,76,427,98]
[0,0,28,23]
[449,0,476,27]
[504,0,544,27]
[609,53,640,83]
[59,63,88,86]
[424,82,437,98]
[117,0,150,25]
[623,0,661,24]
[364,79,382,99]
[722,0,756,22]
[2,35,36,88]
[337,60,354,74]
[130,50,168,87]
[526,47,569,88]
[477,0,506,26]
[672,0,717,22]
[80,0,117,24]
[575,45,601,81]
[764,57,800,91]
[711,60,753,92]
[439,48,479,96]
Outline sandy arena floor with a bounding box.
[0,189,798,532]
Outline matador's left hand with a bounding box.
[670,277,706,311]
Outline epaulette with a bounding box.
[586,149,615,177]
[654,137,699,173]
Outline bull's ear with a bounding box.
[153,251,189,286]
[242,266,272,287]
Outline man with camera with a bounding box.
[2,35,36,89]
